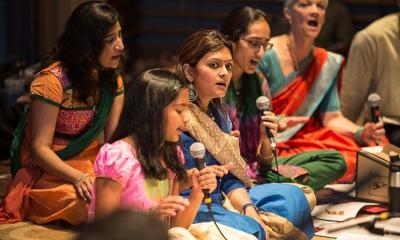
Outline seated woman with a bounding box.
[221,6,346,191]
[89,69,218,230]
[178,29,314,239]
[0,1,124,225]
[257,0,385,182]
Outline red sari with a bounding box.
[259,47,358,183]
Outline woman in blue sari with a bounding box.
[178,29,314,239]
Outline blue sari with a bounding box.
[180,105,314,239]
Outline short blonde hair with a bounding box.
[284,0,329,9]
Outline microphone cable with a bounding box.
[205,199,228,240]
[272,148,280,183]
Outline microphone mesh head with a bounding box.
[189,142,206,159]
[256,96,270,111]
[367,93,381,107]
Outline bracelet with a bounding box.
[355,127,365,145]
[242,202,259,215]
[74,173,90,186]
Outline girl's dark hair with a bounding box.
[220,6,268,42]
[42,1,123,103]
[178,29,232,127]
[220,7,269,116]
[111,68,188,182]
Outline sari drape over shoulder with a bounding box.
[180,103,315,239]
[0,62,123,225]
[258,47,358,182]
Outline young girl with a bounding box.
[89,68,218,229]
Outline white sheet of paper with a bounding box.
[312,202,378,221]
[361,146,383,153]
[336,232,395,240]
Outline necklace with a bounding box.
[286,35,300,72]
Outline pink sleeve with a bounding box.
[94,142,141,188]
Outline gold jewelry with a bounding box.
[74,173,90,186]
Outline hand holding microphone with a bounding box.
[256,96,278,151]
[361,93,386,145]
[368,93,381,123]
[189,142,217,210]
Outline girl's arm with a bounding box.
[30,99,93,202]
[171,167,219,228]
[94,177,123,219]
[170,169,204,228]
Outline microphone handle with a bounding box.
[370,106,380,123]
[265,127,276,151]
[194,157,212,205]
[260,109,276,151]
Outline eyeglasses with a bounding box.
[241,37,274,51]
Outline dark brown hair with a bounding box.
[178,29,232,129]
[220,6,268,42]
[111,68,188,182]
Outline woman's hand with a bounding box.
[190,167,217,194]
[203,163,233,178]
[361,120,386,145]
[242,205,270,235]
[278,115,309,132]
[260,111,278,138]
[152,195,190,217]
[74,173,94,203]
[230,130,240,137]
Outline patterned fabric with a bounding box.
[0,62,124,225]
[89,140,176,221]
[185,103,253,187]
[55,110,95,136]
[258,47,358,182]
[224,72,270,170]
[223,52,346,190]
[30,63,124,137]
[180,104,315,239]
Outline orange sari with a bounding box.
[259,48,358,183]
[0,62,123,225]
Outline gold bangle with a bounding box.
[74,173,90,185]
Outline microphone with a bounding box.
[189,142,212,210]
[256,96,276,152]
[326,212,398,233]
[367,93,381,123]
